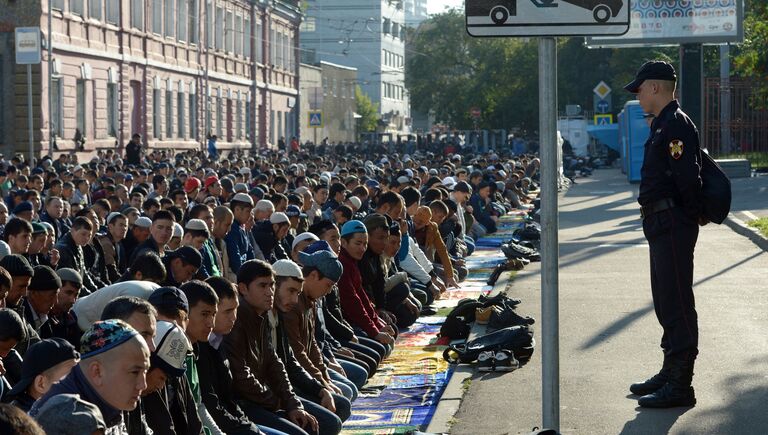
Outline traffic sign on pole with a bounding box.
[466,0,631,37]
[594,114,613,125]
[596,99,609,114]
[15,27,41,65]
[308,111,323,128]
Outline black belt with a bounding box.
[640,198,676,219]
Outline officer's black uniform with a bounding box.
[625,61,703,409]
[639,99,702,363]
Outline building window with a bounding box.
[215,7,223,50]
[165,0,175,38]
[236,100,242,139]
[189,0,199,44]
[392,22,400,39]
[51,78,63,137]
[178,0,188,42]
[189,93,197,139]
[226,11,234,53]
[206,1,214,48]
[216,96,223,137]
[106,0,119,24]
[383,18,391,34]
[71,0,84,16]
[235,16,242,56]
[277,111,282,144]
[245,99,251,140]
[243,17,251,59]
[270,28,276,66]
[206,96,212,136]
[177,92,185,138]
[107,83,118,137]
[166,90,173,138]
[270,109,274,145]
[131,0,143,29]
[153,89,161,138]
[287,35,294,70]
[153,0,162,34]
[255,22,262,62]
[51,0,64,11]
[76,80,86,136]
[89,0,102,21]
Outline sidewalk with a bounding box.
[723,174,768,250]
[445,168,768,434]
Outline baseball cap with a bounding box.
[624,61,677,93]
[272,259,304,280]
[442,176,457,190]
[204,175,219,189]
[340,220,367,237]
[148,286,190,313]
[13,201,33,214]
[184,177,201,193]
[298,245,343,282]
[134,216,152,228]
[291,232,319,251]
[8,338,79,397]
[151,320,191,377]
[270,212,290,225]
[167,246,202,269]
[285,205,306,218]
[365,179,380,190]
[36,394,106,435]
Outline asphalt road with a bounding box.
[450,168,768,435]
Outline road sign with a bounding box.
[594,114,613,125]
[466,0,631,37]
[308,111,323,128]
[596,99,609,114]
[470,107,482,118]
[15,27,41,65]
[593,80,611,99]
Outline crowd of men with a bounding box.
[0,143,541,435]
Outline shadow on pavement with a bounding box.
[693,250,765,288]
[579,304,654,351]
[619,406,692,435]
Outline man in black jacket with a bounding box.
[199,277,263,435]
[130,210,175,265]
[56,217,100,295]
[252,213,290,263]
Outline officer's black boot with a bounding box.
[629,357,672,396]
[638,358,696,408]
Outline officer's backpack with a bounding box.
[700,151,731,224]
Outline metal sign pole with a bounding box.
[539,36,559,431]
[27,64,34,165]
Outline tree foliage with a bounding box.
[355,86,379,133]
[733,0,768,101]
[405,10,684,133]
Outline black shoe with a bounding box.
[488,307,535,331]
[501,242,540,261]
[630,361,672,396]
[479,293,522,309]
[420,306,437,316]
[638,383,696,408]
[493,349,519,372]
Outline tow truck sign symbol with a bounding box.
[472,0,624,25]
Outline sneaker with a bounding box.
[477,350,496,372]
[494,349,519,372]
[488,307,535,331]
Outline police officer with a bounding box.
[624,61,705,408]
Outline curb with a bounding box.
[426,270,514,434]
[723,213,768,251]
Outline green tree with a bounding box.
[733,0,768,103]
[355,86,379,133]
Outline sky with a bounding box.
[427,0,464,15]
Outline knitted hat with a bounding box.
[29,265,62,292]
[363,213,389,232]
[0,254,33,277]
[80,319,140,359]
[272,259,304,280]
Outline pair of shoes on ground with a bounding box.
[487,305,535,331]
[501,241,541,262]
[477,349,519,372]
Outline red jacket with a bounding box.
[338,248,386,337]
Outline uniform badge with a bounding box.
[669,140,684,160]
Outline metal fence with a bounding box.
[704,77,768,156]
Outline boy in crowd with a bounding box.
[7,338,79,412]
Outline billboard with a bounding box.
[586,0,743,46]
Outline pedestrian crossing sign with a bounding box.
[308,111,323,128]
[594,114,613,125]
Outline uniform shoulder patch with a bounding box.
[669,139,684,160]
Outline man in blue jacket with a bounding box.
[225,193,256,276]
